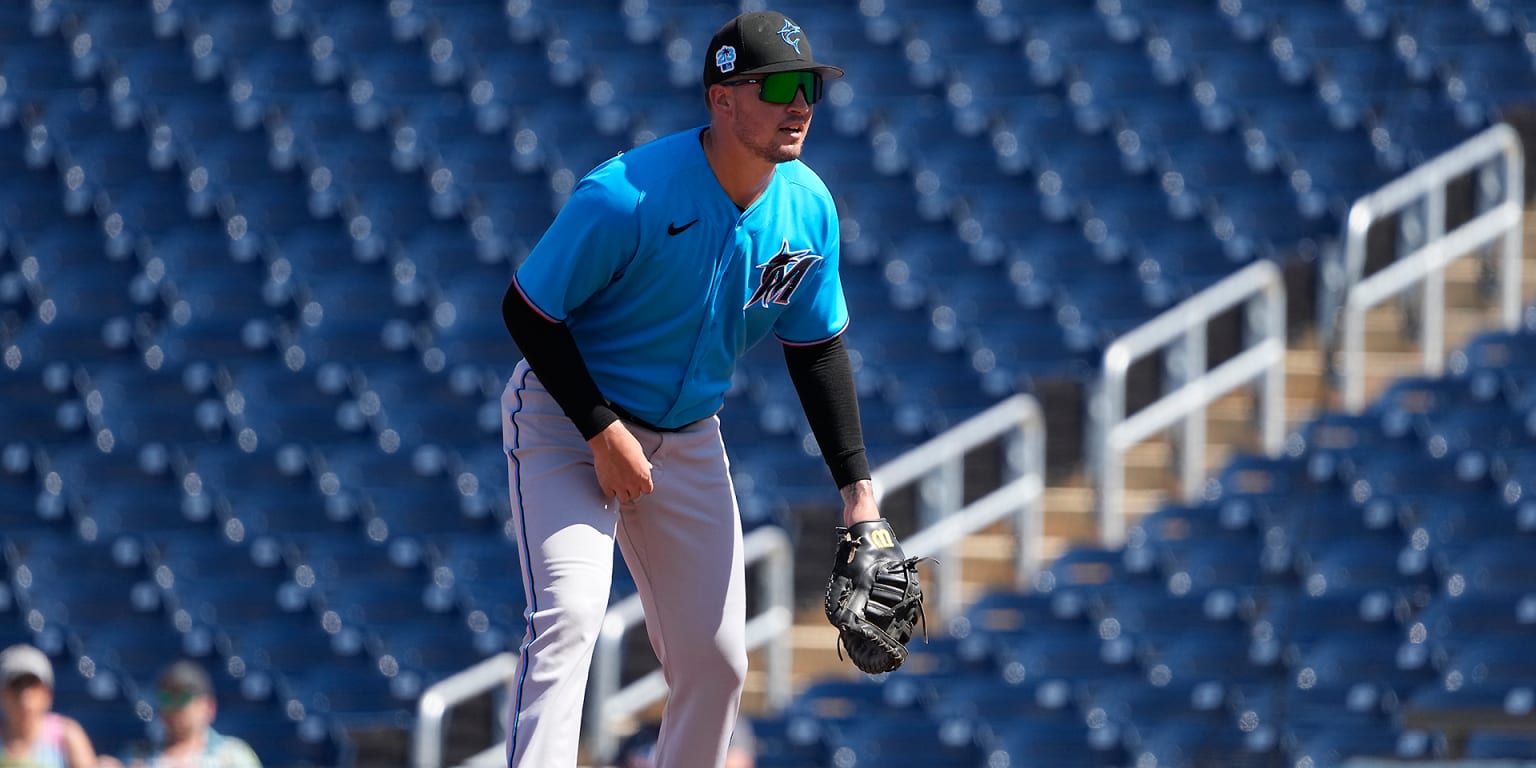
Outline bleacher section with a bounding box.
[754,326,1536,767]
[0,0,1532,765]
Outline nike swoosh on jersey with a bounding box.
[667,219,699,236]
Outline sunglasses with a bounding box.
[720,71,822,105]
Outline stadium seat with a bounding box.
[823,710,983,768]
[2,1,1532,762]
[0,364,90,452]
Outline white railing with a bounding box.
[585,524,794,762]
[1336,123,1526,412]
[871,393,1046,620]
[1094,260,1288,547]
[413,652,517,768]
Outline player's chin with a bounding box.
[768,134,808,163]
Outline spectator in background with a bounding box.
[106,660,260,768]
[0,643,98,768]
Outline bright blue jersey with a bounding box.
[513,126,847,429]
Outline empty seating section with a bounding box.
[0,0,1530,764]
[763,323,1536,766]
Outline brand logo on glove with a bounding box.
[868,528,895,548]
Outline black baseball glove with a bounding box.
[823,519,929,675]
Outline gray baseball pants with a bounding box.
[501,361,748,767]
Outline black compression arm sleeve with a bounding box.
[501,282,619,440]
[783,335,872,489]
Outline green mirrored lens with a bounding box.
[759,71,820,104]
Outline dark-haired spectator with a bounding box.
[103,661,260,768]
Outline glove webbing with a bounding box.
[832,555,934,666]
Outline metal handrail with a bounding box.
[585,524,794,762]
[1095,260,1287,547]
[413,651,518,768]
[871,393,1046,620]
[1337,123,1526,412]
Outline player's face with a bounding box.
[721,75,814,164]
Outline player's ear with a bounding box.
[707,83,731,114]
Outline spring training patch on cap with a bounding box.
[715,45,737,73]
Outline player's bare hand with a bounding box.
[589,421,654,503]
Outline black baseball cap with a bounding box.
[702,10,844,88]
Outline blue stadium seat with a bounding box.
[316,443,497,558]
[1091,584,1246,650]
[1020,12,1126,89]
[0,365,90,452]
[77,361,229,449]
[1288,721,1442,767]
[1123,502,1260,579]
[1063,52,1185,137]
[824,711,983,768]
[1290,630,1435,696]
[345,49,447,132]
[44,442,215,543]
[222,362,369,450]
[1125,715,1263,768]
[62,687,150,758]
[1439,538,1536,598]
[1030,140,1138,223]
[186,5,286,84]
[1404,592,1536,653]
[427,530,526,630]
[211,708,345,768]
[1249,588,1404,652]
[183,442,360,544]
[144,267,289,371]
[421,270,521,383]
[982,714,1125,768]
[1262,3,1377,86]
[416,1,514,85]
[298,3,401,84]
[1372,89,1488,170]
[1466,733,1536,760]
[0,37,84,123]
[370,612,503,686]
[750,711,831,768]
[993,627,1140,691]
[1293,534,1436,602]
[353,365,498,453]
[152,529,303,633]
[1280,131,1400,221]
[1313,52,1419,130]
[1051,259,1167,353]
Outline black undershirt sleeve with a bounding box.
[783,335,872,489]
[501,282,618,440]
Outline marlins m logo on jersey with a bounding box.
[746,239,822,310]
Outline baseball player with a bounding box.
[498,9,889,767]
